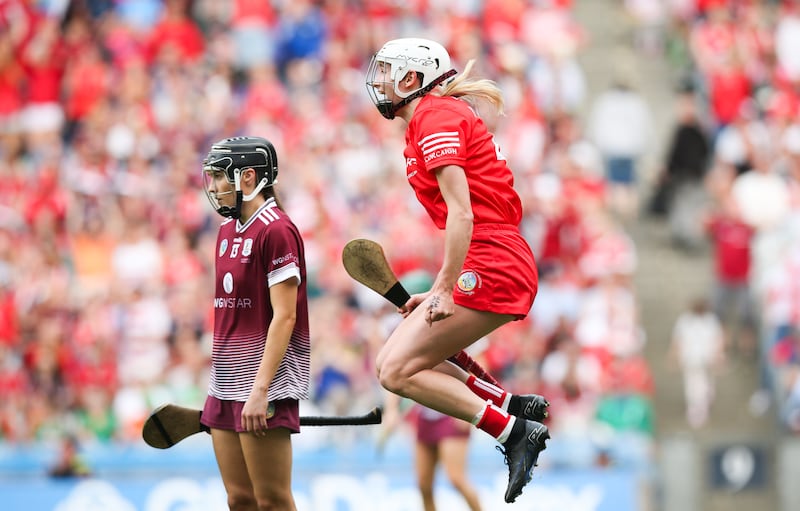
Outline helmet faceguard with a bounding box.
[365,38,457,120]
[202,136,278,219]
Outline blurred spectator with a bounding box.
[771,325,800,433]
[624,0,667,56]
[528,52,586,119]
[704,195,757,358]
[18,15,66,155]
[594,353,655,436]
[69,214,115,299]
[48,435,91,478]
[669,296,726,428]
[538,329,605,462]
[0,29,25,139]
[587,58,654,219]
[772,326,800,372]
[688,2,736,79]
[730,176,792,359]
[712,99,770,180]
[774,1,800,85]
[653,84,711,250]
[274,0,327,81]
[226,0,278,72]
[145,0,204,65]
[706,54,751,132]
[782,368,800,433]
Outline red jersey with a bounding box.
[210,198,310,402]
[707,216,754,284]
[404,94,523,229]
[404,95,538,317]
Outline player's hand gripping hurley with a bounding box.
[341,238,501,387]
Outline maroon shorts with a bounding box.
[201,396,300,434]
[454,225,538,319]
[415,408,470,446]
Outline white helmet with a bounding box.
[365,38,457,119]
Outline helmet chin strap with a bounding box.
[242,177,269,202]
[379,69,458,120]
[216,168,243,219]
[216,172,272,220]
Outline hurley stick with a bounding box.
[341,238,501,387]
[143,404,383,449]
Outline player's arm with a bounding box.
[425,164,473,325]
[241,278,298,433]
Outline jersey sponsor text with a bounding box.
[214,297,253,309]
[272,253,295,265]
[424,146,458,163]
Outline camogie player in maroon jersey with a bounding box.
[201,136,310,511]
[366,38,550,503]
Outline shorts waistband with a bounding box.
[473,223,519,233]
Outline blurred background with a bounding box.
[1,0,799,509]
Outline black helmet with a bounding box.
[202,136,278,219]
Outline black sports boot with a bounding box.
[508,394,550,422]
[498,419,550,503]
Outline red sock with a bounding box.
[466,375,510,409]
[475,402,515,442]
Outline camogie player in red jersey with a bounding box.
[202,137,310,511]
[365,38,550,503]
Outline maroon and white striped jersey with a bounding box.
[209,198,310,402]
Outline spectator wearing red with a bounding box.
[707,54,751,129]
[0,282,17,347]
[225,0,277,71]
[145,0,204,64]
[689,2,736,75]
[772,327,800,367]
[0,31,24,135]
[102,10,148,69]
[705,195,757,355]
[62,43,110,129]
[17,16,67,144]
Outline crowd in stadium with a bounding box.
[0,0,798,472]
[665,0,800,434]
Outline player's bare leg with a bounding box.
[415,442,438,511]
[376,304,548,503]
[440,436,482,511]
[241,429,297,511]
[211,429,258,510]
[210,428,297,511]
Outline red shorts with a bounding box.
[415,408,470,446]
[454,225,538,318]
[201,396,300,434]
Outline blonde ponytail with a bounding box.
[438,60,505,116]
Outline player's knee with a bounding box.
[255,491,294,511]
[376,364,402,394]
[376,356,410,395]
[227,491,256,511]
